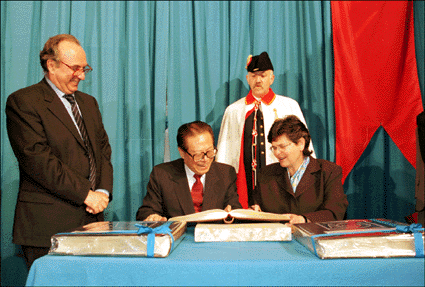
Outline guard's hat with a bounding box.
[245,52,274,72]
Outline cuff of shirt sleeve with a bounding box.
[95,189,110,197]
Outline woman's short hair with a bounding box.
[40,34,80,73]
[267,115,312,156]
[177,121,215,151]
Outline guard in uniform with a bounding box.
[216,52,314,208]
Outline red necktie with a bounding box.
[192,174,203,212]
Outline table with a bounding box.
[26,227,424,286]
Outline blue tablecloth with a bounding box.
[26,227,424,286]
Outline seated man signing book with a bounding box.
[252,115,348,227]
[136,121,242,221]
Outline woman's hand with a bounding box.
[284,214,308,228]
[250,204,262,211]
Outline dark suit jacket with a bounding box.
[136,158,242,220]
[6,78,113,247]
[253,157,348,222]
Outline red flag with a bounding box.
[332,1,423,183]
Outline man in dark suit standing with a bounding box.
[6,34,113,269]
[136,121,241,221]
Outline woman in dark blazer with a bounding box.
[252,115,348,226]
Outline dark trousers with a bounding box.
[21,245,50,270]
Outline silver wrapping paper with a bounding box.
[293,219,424,259]
[194,223,292,242]
[49,221,186,257]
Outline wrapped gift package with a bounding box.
[49,221,186,257]
[293,219,424,259]
[194,223,292,242]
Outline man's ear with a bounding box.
[46,59,58,74]
[269,72,275,85]
[178,147,185,159]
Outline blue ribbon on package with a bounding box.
[135,221,175,258]
[396,223,424,257]
[310,223,424,258]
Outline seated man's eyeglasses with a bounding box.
[60,61,93,77]
[185,149,217,162]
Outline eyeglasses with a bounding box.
[270,142,293,153]
[61,61,93,76]
[185,148,217,162]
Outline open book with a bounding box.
[169,209,290,224]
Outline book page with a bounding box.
[169,209,229,222]
[169,209,290,223]
[229,209,290,221]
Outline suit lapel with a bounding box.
[276,166,294,196]
[294,157,319,197]
[171,160,196,214]
[42,80,86,149]
[75,93,98,154]
[202,163,219,210]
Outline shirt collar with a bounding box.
[184,164,205,180]
[245,88,276,105]
[45,76,69,98]
[288,156,310,192]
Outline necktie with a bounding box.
[192,174,203,212]
[64,94,96,190]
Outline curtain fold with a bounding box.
[331,1,423,221]
[1,1,422,286]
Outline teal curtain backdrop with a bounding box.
[1,1,423,285]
